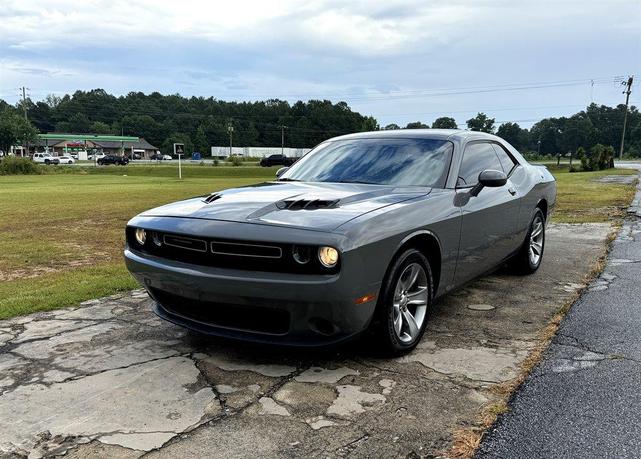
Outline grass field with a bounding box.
[550,166,638,223]
[0,165,637,319]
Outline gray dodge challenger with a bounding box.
[125,129,556,354]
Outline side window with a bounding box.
[457,142,503,186]
[492,143,517,175]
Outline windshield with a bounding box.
[280,138,453,187]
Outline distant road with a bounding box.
[615,160,641,170]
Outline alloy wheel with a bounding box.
[529,215,544,266]
[392,263,428,343]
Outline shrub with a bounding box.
[212,158,219,166]
[230,155,243,167]
[0,156,43,175]
[580,144,615,171]
[578,147,591,171]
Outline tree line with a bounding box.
[0,89,639,157]
[385,105,641,158]
[0,90,377,154]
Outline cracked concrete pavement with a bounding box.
[477,169,641,458]
[0,222,613,458]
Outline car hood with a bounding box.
[140,181,431,232]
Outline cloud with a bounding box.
[2,0,476,55]
[0,0,638,128]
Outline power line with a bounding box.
[10,75,628,107]
[11,74,637,139]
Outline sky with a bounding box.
[0,0,640,128]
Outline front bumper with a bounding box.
[125,248,381,346]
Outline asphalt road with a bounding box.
[478,167,641,458]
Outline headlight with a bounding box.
[134,228,147,245]
[318,246,339,268]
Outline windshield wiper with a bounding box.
[277,177,301,182]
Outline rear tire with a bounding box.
[511,208,545,274]
[370,248,433,356]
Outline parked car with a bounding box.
[260,154,296,167]
[58,155,75,164]
[32,153,60,165]
[125,130,556,355]
[98,155,129,166]
[88,152,106,161]
[150,153,171,161]
[162,154,173,160]
[70,153,79,160]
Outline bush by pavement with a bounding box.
[0,156,43,175]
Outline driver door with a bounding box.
[454,141,520,284]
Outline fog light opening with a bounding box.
[151,232,162,247]
[292,245,311,264]
[134,228,147,246]
[309,317,339,336]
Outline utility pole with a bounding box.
[619,76,633,159]
[280,125,287,155]
[227,123,234,158]
[19,86,29,120]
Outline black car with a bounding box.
[98,155,129,166]
[259,154,296,167]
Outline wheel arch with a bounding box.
[395,230,442,296]
[536,198,548,220]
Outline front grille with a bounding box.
[164,234,208,252]
[126,227,339,274]
[210,240,282,258]
[152,288,290,335]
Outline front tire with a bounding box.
[371,248,433,355]
[512,208,545,274]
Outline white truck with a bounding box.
[32,153,60,165]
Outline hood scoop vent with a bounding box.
[276,198,340,211]
[203,193,222,204]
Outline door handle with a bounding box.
[508,188,517,196]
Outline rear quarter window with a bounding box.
[492,143,517,175]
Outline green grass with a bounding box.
[0,264,138,318]
[0,167,277,319]
[0,165,637,319]
[549,167,638,223]
[45,164,271,177]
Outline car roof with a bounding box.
[329,129,504,143]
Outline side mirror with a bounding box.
[276,167,289,178]
[470,169,507,197]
